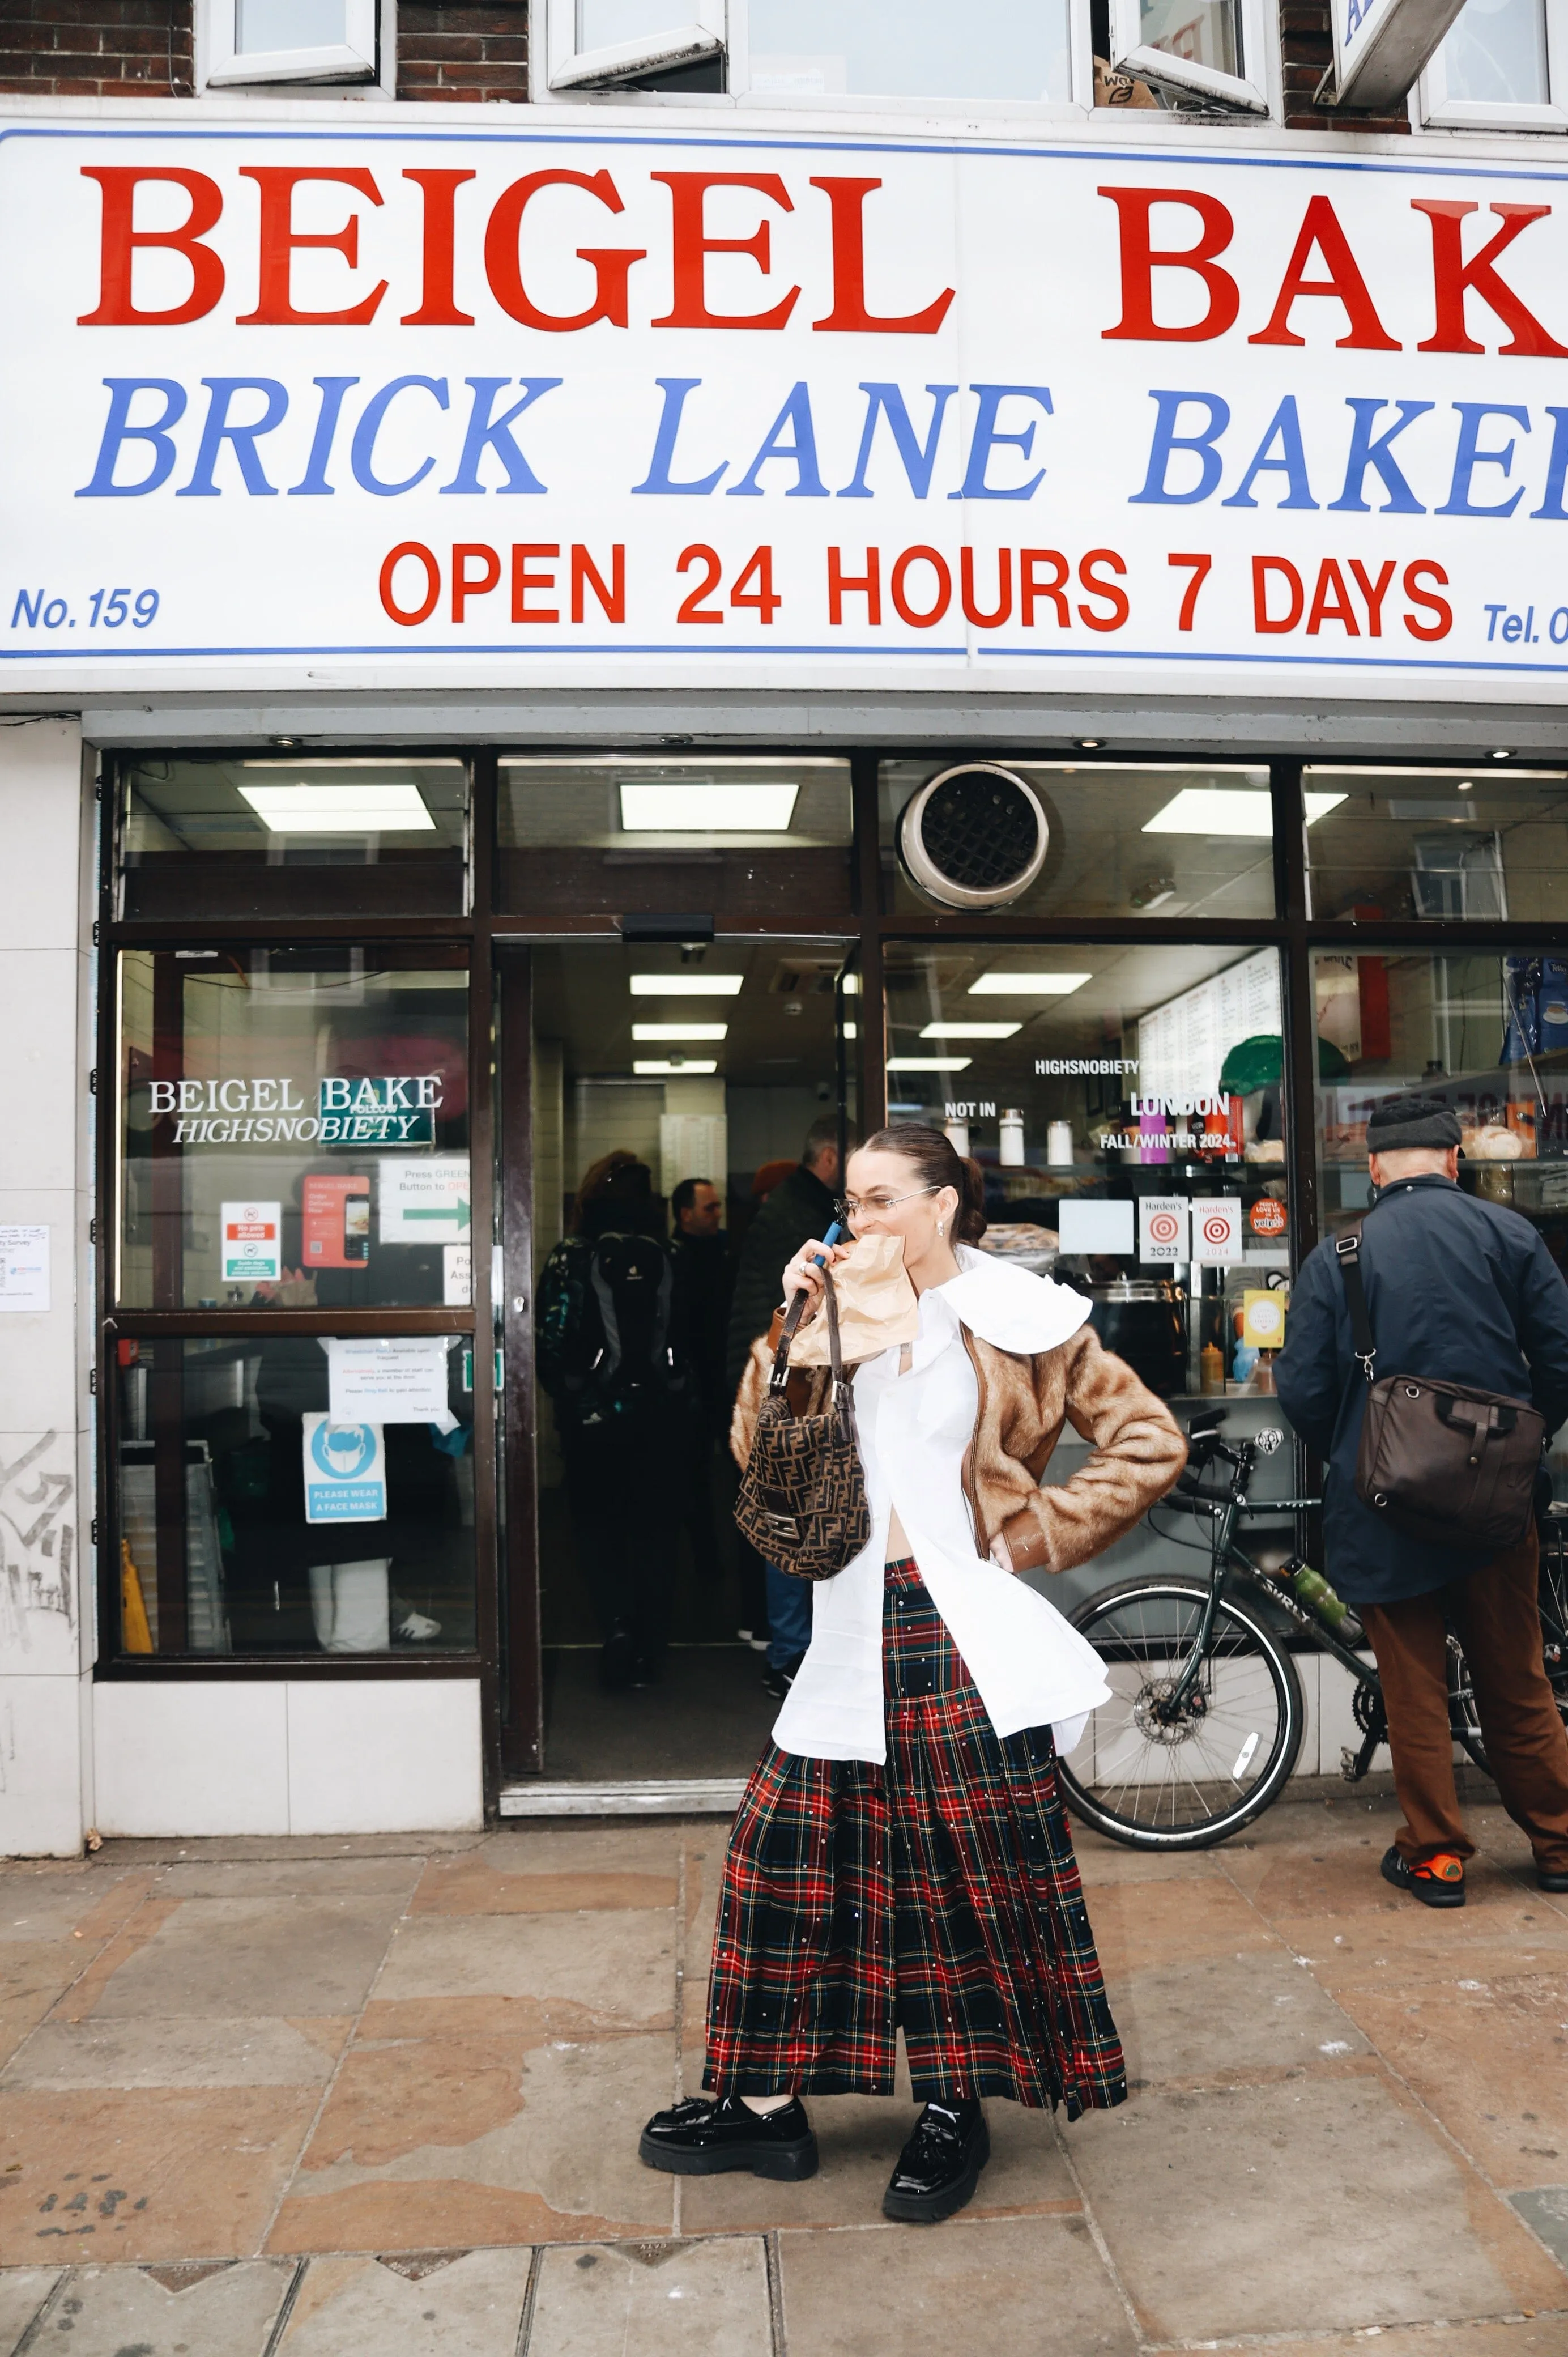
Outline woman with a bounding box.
[640,1125,1187,2223]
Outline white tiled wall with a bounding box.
[93,1678,484,1838]
[0,720,91,1858]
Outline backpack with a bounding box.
[540,1229,685,1428]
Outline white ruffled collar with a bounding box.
[932,1244,1091,1354]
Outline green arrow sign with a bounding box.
[404,1199,470,1228]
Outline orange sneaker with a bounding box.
[1381,1845,1465,1908]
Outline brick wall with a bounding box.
[0,0,193,95]
[1280,0,1410,129]
[395,0,527,99]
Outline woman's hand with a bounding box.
[782,1237,851,1309]
[989,1533,1015,1569]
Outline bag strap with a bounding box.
[1333,1219,1378,1385]
[768,1266,846,1394]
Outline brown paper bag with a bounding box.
[787,1232,919,1365]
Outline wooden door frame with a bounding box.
[496,946,543,1779]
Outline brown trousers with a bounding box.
[1362,1531,1568,1872]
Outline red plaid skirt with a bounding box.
[704,1559,1126,2115]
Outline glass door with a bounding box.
[497,935,857,1785]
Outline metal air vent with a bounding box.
[895,764,1049,911]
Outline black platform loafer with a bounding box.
[639,2095,817,2180]
[1538,1863,1568,1893]
[882,2099,990,2224]
[1381,1844,1465,1908]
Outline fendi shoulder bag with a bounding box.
[734,1266,871,1582]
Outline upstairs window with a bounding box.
[200,0,382,86]
[1418,0,1568,126]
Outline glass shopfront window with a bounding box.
[879,761,1279,921]
[497,755,854,921]
[114,1333,475,1656]
[1314,944,1568,1252]
[118,756,469,919]
[1303,765,1568,922]
[884,940,1291,1403]
[117,949,470,1311]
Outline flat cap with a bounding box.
[1366,1095,1462,1151]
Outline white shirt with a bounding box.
[770,1246,1113,1765]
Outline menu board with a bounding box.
[1138,951,1282,1103]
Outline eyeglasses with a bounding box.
[835,1185,944,1222]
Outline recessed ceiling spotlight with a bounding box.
[1456,780,1473,793]
[1492,748,1512,760]
[1077,738,1102,750]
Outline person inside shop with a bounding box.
[641,1124,1187,2223]
[1277,1096,1568,1907]
[725,1117,858,1698]
[536,1151,688,1691]
[668,1177,730,1589]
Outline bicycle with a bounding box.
[1054,1405,1568,1851]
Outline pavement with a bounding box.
[1,1785,1566,2356]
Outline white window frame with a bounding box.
[1415,0,1568,128]
[1109,0,1274,113]
[199,0,383,86]
[531,0,1279,116]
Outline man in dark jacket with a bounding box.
[668,1177,730,1586]
[1278,1097,1568,1905]
[725,1116,855,1694]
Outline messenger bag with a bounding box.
[1335,1222,1544,1553]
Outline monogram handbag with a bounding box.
[735,1266,871,1581]
[1336,1224,1545,1553]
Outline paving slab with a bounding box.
[1079,1875,1281,1979]
[1254,2320,1568,2356]
[371,1911,675,2032]
[154,1856,423,1901]
[86,1897,405,2021]
[530,2236,771,2357]
[0,1945,88,2069]
[0,2087,320,2265]
[11,2259,295,2355]
[409,1860,680,1916]
[1511,2185,1568,2271]
[269,2029,676,2253]
[275,2249,535,2354]
[1329,1966,1568,2189]
[1114,1951,1369,2084]
[777,2213,1137,2357]
[680,2089,1077,2234]
[1,2015,350,2091]
[0,2267,60,2355]
[1067,2071,1567,2341]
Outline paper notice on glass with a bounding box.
[1139,1197,1189,1265]
[0,1227,49,1312]
[1057,1198,1135,1257]
[379,1157,471,1245]
[221,1201,282,1284]
[327,1336,451,1423]
[443,1243,472,1307]
[1192,1198,1244,1265]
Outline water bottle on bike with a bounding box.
[1281,1554,1364,1644]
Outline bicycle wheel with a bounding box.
[1056,1577,1305,1850]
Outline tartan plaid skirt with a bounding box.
[704,1558,1127,2115]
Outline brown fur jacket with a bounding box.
[732,1314,1187,1574]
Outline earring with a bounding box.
[938,1220,945,1236]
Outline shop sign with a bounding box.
[1139,1196,1190,1264]
[302,1414,387,1522]
[220,1199,281,1283]
[1249,1195,1288,1237]
[1192,1198,1244,1265]
[1242,1288,1288,1347]
[144,1073,442,1145]
[12,122,1568,703]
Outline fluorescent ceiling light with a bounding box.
[619,782,799,832]
[237,783,434,834]
[631,1024,728,1042]
[886,1054,973,1072]
[844,1022,859,1040]
[633,1059,718,1076]
[841,973,860,994]
[920,1021,1021,1040]
[627,974,744,997]
[968,973,1090,996]
[1143,789,1345,837]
